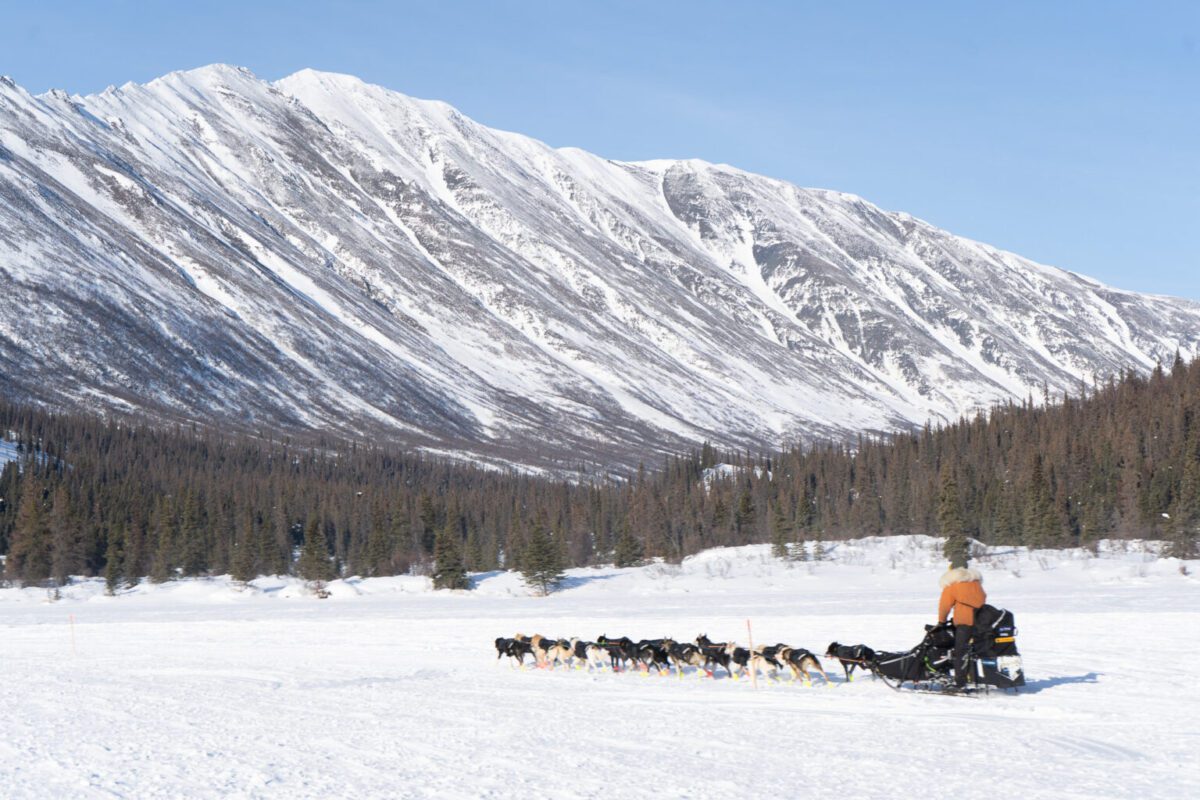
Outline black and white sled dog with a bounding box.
[725,643,821,683]
[631,639,674,674]
[596,635,637,672]
[495,636,534,667]
[695,634,733,676]
[824,642,877,682]
[726,644,776,680]
[668,641,709,675]
[570,638,613,672]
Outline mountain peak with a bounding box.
[275,67,457,116]
[140,63,262,93]
[278,67,365,88]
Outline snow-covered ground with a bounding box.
[0,438,22,466]
[2,536,1197,799]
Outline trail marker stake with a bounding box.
[746,618,758,691]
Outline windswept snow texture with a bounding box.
[3,66,1200,470]
[2,536,1197,799]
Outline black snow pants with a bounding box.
[953,623,973,687]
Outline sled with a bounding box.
[869,606,1025,695]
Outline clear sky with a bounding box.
[3,1,1197,299]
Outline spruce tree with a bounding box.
[47,485,78,586]
[297,514,334,585]
[810,539,825,562]
[176,491,206,576]
[464,528,485,572]
[123,520,147,587]
[1170,457,1200,559]
[734,489,756,539]
[230,511,258,585]
[939,466,970,567]
[612,523,644,568]
[103,522,124,596]
[264,504,290,577]
[770,502,792,560]
[432,519,469,589]
[418,493,438,554]
[365,502,392,577]
[1024,455,1058,548]
[149,530,172,583]
[712,496,729,532]
[795,536,810,561]
[520,519,564,596]
[6,479,51,585]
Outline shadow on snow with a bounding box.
[1016,672,1101,695]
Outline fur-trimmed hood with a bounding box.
[939,567,983,588]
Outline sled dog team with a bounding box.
[494,633,874,685]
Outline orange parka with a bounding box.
[938,567,986,626]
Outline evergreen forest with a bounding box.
[2,355,1197,588]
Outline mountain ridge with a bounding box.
[2,64,1198,471]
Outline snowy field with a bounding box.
[2,536,1197,799]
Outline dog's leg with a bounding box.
[815,662,831,686]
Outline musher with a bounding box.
[937,565,986,690]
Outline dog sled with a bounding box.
[869,604,1025,694]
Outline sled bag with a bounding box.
[873,650,926,681]
[874,644,952,682]
[973,605,1019,658]
[973,605,1024,687]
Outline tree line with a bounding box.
[1,354,1197,589]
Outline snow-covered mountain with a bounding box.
[2,65,1198,471]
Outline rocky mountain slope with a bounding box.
[2,65,1197,471]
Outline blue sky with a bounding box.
[4,1,1197,299]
